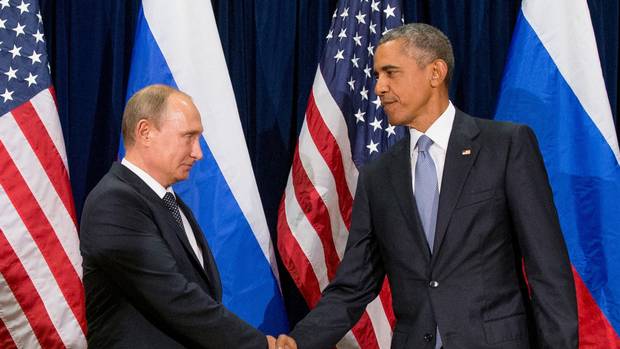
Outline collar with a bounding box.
[410,100,455,154]
[121,158,174,199]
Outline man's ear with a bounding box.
[429,59,448,88]
[135,119,152,145]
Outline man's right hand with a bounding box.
[275,334,297,349]
[267,335,276,349]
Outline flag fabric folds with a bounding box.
[123,0,289,335]
[495,0,620,347]
[277,0,404,348]
[0,0,87,348]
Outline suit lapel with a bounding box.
[111,163,220,297]
[151,196,209,281]
[387,135,432,262]
[433,110,480,256]
[177,198,223,301]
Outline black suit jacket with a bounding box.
[290,110,578,348]
[80,163,266,348]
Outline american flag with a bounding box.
[277,0,404,347]
[0,0,86,348]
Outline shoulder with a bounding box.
[465,111,526,133]
[365,136,408,173]
[83,169,142,212]
[458,111,535,145]
[80,165,156,230]
[80,166,161,252]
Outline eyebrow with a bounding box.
[183,129,202,135]
[375,64,400,74]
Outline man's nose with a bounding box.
[191,137,203,160]
[375,76,387,95]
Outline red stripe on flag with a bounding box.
[0,319,18,349]
[351,312,380,349]
[0,229,64,348]
[573,268,620,348]
[11,100,78,225]
[291,145,341,280]
[305,92,354,228]
[49,86,58,104]
[278,199,385,349]
[309,91,397,335]
[277,199,323,307]
[0,142,86,334]
[379,278,396,328]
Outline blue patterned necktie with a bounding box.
[415,134,443,348]
[414,135,439,252]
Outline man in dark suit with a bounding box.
[278,23,578,349]
[80,85,274,348]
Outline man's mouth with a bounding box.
[382,100,396,108]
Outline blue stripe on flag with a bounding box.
[123,6,288,334]
[126,7,177,96]
[495,11,620,334]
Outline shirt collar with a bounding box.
[121,158,174,199]
[410,101,455,154]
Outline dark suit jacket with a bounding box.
[80,163,266,348]
[290,110,578,348]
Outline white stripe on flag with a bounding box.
[522,0,620,162]
[141,0,277,275]
[365,297,393,349]
[283,178,330,289]
[298,121,349,259]
[0,113,81,274]
[30,89,70,170]
[0,186,85,348]
[0,273,40,349]
[313,69,359,195]
[336,331,362,349]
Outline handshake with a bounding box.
[266,334,297,349]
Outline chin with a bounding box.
[174,172,190,183]
[387,115,406,126]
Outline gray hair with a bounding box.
[122,84,189,147]
[379,23,455,85]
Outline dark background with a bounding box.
[38,0,619,325]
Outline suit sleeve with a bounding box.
[289,169,386,349]
[505,125,578,348]
[80,188,266,349]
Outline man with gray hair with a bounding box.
[80,84,276,348]
[279,23,577,349]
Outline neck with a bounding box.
[408,90,450,133]
[124,148,171,188]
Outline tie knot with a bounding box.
[163,192,177,207]
[162,192,183,228]
[417,135,433,152]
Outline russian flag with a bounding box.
[495,0,620,347]
[121,0,289,335]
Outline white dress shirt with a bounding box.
[410,101,456,196]
[121,158,204,267]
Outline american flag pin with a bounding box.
[462,149,472,155]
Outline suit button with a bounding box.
[429,280,439,288]
[423,333,434,342]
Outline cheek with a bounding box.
[400,85,422,105]
[391,81,407,100]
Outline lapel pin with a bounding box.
[462,149,471,155]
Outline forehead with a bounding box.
[161,94,203,129]
[374,39,416,68]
